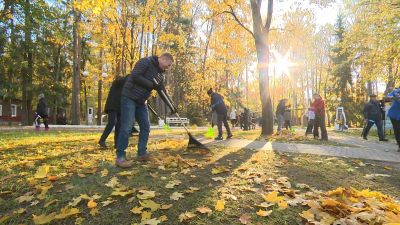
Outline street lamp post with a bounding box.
[82,71,90,125]
[83,71,108,125]
[93,78,96,125]
[97,72,108,125]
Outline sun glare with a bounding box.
[271,50,293,77]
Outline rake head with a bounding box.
[187,132,210,151]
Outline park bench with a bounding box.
[166,117,189,126]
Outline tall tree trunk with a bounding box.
[250,0,274,135]
[71,9,81,124]
[22,0,33,126]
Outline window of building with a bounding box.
[11,104,17,117]
[0,105,2,116]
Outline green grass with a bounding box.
[0,131,398,224]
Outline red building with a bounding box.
[0,98,68,125]
[0,98,23,125]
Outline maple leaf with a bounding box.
[131,206,144,214]
[196,206,212,214]
[257,202,275,208]
[101,200,114,207]
[69,197,82,206]
[65,184,75,190]
[160,204,173,210]
[32,212,57,224]
[264,191,284,203]
[239,213,252,224]
[140,200,161,211]
[44,199,59,208]
[159,215,167,221]
[34,166,49,179]
[90,208,99,216]
[16,194,34,203]
[55,206,80,219]
[75,217,84,225]
[212,166,229,174]
[140,218,162,225]
[278,201,288,210]
[215,200,225,211]
[256,209,272,217]
[14,208,26,214]
[137,190,156,200]
[170,192,185,201]
[212,177,224,182]
[91,194,102,200]
[299,210,315,222]
[141,211,152,221]
[179,212,196,222]
[77,173,86,178]
[31,200,40,206]
[105,177,119,188]
[88,199,98,208]
[100,168,108,177]
[111,190,134,197]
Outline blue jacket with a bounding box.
[387,89,400,121]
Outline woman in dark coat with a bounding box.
[99,75,128,148]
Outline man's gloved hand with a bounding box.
[153,80,165,91]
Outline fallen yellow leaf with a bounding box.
[90,208,99,216]
[33,212,57,224]
[264,191,284,203]
[88,199,98,208]
[256,209,272,217]
[196,206,212,214]
[215,200,225,211]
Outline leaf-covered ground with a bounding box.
[0,130,399,224]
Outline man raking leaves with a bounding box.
[115,53,176,167]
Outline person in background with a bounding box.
[230,109,236,128]
[99,75,128,149]
[386,85,400,151]
[207,88,233,140]
[310,93,328,141]
[243,108,249,131]
[283,106,292,130]
[35,94,49,131]
[305,107,315,136]
[276,99,289,132]
[239,110,244,129]
[362,94,388,141]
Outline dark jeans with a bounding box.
[100,110,121,146]
[35,114,49,128]
[217,114,231,137]
[306,119,314,134]
[313,115,328,139]
[284,120,291,130]
[390,118,400,146]
[231,119,236,127]
[363,120,384,140]
[116,97,150,158]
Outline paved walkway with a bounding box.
[195,128,400,163]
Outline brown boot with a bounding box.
[115,158,133,168]
[137,154,152,162]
